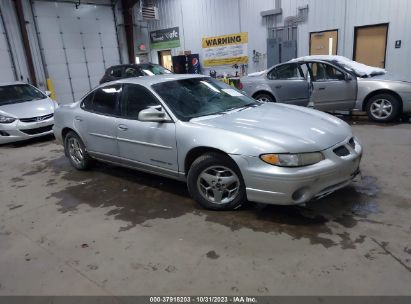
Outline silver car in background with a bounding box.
[0,82,57,144]
[53,75,362,210]
[241,55,411,122]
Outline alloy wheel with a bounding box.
[370,99,393,119]
[257,96,271,103]
[196,166,240,205]
[68,137,84,166]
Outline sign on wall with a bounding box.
[150,27,180,49]
[202,32,248,67]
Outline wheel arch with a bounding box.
[184,146,237,175]
[61,127,75,141]
[61,127,88,156]
[362,89,403,112]
[252,90,276,102]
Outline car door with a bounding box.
[75,84,121,156]
[116,83,179,177]
[307,61,357,111]
[266,63,310,106]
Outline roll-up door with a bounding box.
[32,1,120,104]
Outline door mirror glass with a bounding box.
[138,106,171,122]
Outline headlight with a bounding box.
[260,152,324,167]
[0,115,16,124]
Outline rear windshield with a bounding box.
[0,84,46,106]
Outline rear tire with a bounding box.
[64,131,91,170]
[254,93,274,103]
[365,93,401,122]
[187,152,246,210]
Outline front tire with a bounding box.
[366,93,401,122]
[64,131,91,170]
[187,153,246,210]
[254,93,274,103]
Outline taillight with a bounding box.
[238,82,243,90]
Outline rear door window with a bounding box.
[123,67,143,78]
[81,85,122,115]
[109,67,123,78]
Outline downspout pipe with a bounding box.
[122,0,138,64]
[14,0,37,86]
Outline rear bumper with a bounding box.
[0,118,54,144]
[232,137,362,205]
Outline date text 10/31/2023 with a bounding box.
[149,296,258,303]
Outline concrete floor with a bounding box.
[0,120,410,296]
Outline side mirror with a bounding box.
[45,90,52,97]
[345,74,353,81]
[138,106,171,122]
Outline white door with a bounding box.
[32,1,120,104]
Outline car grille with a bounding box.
[20,113,53,123]
[20,125,53,135]
[333,145,350,157]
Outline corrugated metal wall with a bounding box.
[141,0,411,78]
[282,0,411,78]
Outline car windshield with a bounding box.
[0,84,46,106]
[152,77,259,121]
[141,64,172,76]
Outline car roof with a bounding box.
[99,74,208,88]
[289,55,342,63]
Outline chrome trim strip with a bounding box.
[117,137,173,150]
[89,133,116,140]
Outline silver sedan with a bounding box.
[53,75,362,210]
[0,82,57,144]
[241,55,411,122]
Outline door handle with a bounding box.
[275,85,282,89]
[118,124,128,131]
[74,116,83,122]
[318,87,326,91]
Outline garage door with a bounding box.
[0,9,16,82]
[32,1,120,104]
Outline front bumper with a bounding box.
[232,137,362,205]
[0,117,54,144]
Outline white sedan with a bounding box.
[0,82,57,144]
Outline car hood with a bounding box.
[0,98,55,119]
[190,103,352,153]
[363,73,411,83]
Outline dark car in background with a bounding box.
[99,63,172,84]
